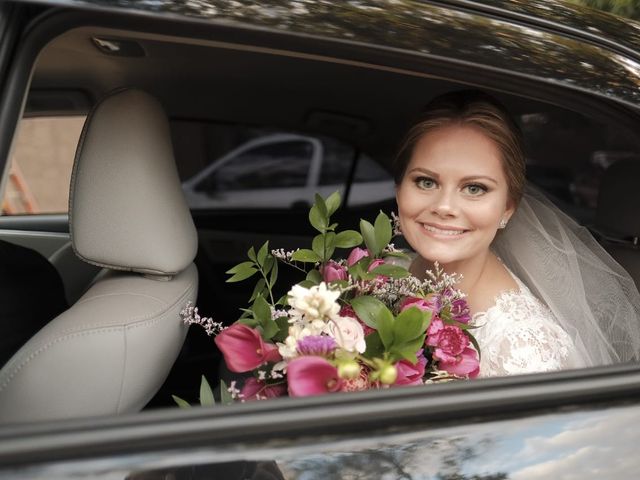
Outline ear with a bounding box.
[504,199,516,222]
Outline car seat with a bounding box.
[0,89,198,423]
[595,158,640,289]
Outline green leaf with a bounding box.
[309,201,328,233]
[306,268,323,284]
[272,315,290,342]
[362,331,385,359]
[199,375,215,406]
[467,332,481,361]
[226,261,256,275]
[335,230,363,249]
[297,280,317,288]
[347,259,369,281]
[269,259,278,288]
[374,211,393,252]
[389,335,426,363]
[253,295,272,323]
[238,317,260,328]
[325,191,341,216]
[314,193,328,216]
[257,241,269,266]
[350,296,394,347]
[261,319,279,340]
[247,246,257,262]
[172,395,191,408]
[220,380,234,405]
[291,249,322,263]
[370,264,410,278]
[263,255,275,275]
[360,219,379,257]
[383,251,411,261]
[324,232,336,259]
[312,234,325,260]
[393,307,430,345]
[249,278,267,302]
[226,267,258,283]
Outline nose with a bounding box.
[430,187,458,218]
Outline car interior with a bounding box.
[1,12,640,423]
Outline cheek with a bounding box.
[468,198,505,228]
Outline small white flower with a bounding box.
[327,316,366,354]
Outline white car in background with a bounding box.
[182,133,395,210]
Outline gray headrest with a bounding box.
[70,89,197,275]
[596,159,640,238]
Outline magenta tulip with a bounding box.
[395,350,427,386]
[321,260,348,282]
[347,247,369,266]
[287,356,343,397]
[240,377,287,401]
[214,323,281,373]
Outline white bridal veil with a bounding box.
[492,186,640,367]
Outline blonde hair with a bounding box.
[394,90,525,207]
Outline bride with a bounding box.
[393,90,640,377]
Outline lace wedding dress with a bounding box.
[471,271,586,377]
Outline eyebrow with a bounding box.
[407,167,499,185]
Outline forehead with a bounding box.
[409,124,505,178]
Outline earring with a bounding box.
[391,212,403,236]
[499,218,508,229]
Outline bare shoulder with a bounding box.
[467,255,519,315]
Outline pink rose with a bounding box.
[214,324,282,373]
[395,350,427,386]
[320,260,348,282]
[287,356,343,397]
[347,247,369,266]
[240,377,287,401]
[438,347,480,378]
[431,325,469,363]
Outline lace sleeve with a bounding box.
[474,290,577,377]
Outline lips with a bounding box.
[421,223,468,236]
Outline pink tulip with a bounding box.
[400,296,439,315]
[438,347,480,378]
[367,258,385,273]
[347,247,369,266]
[240,377,287,401]
[214,323,281,373]
[395,350,427,386]
[287,356,343,397]
[321,260,348,282]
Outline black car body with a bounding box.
[0,1,640,478]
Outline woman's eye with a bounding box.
[463,184,487,196]
[416,177,436,189]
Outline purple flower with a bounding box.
[451,298,471,324]
[296,335,337,357]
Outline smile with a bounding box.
[421,223,468,236]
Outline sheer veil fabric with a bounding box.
[491,186,640,367]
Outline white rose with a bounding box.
[327,316,366,354]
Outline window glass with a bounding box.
[1,116,84,215]
[195,140,313,193]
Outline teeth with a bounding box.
[422,224,466,236]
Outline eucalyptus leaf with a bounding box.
[335,230,363,248]
[360,219,378,257]
[324,231,336,259]
[374,211,393,252]
[309,205,328,233]
[325,191,341,216]
[312,234,325,260]
[199,375,215,406]
[291,249,321,263]
[220,380,234,405]
[314,193,328,217]
[172,395,191,408]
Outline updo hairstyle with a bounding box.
[393,90,526,207]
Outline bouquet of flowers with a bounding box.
[177,192,479,405]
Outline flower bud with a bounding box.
[337,359,361,380]
[378,363,398,385]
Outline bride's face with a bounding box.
[396,124,514,269]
